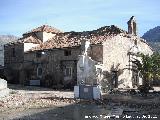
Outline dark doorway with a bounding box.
[112,71,118,88]
[61,60,77,89]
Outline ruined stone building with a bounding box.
[3,16,153,90]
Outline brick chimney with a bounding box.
[127,16,137,35]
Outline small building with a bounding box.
[3,16,153,90]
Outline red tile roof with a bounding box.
[30,25,127,51]
[20,34,42,44]
[23,25,63,35]
[5,34,42,45]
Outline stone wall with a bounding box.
[102,34,153,89]
[24,43,39,52]
[76,40,103,86]
[4,43,24,83]
[23,44,103,88]
[23,47,81,87]
[4,43,24,66]
[43,47,81,87]
[90,44,103,62]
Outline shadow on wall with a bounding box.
[0,74,7,82]
[100,64,124,92]
[44,74,76,90]
[4,66,20,84]
[0,68,5,79]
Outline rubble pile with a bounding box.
[0,86,160,119]
[109,89,160,97]
[102,89,160,114]
[0,91,76,113]
[0,94,26,112]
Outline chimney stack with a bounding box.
[127,16,137,35]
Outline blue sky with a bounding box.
[0,0,160,37]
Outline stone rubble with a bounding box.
[0,85,160,119]
[0,90,76,113]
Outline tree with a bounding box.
[135,52,160,93]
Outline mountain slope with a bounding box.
[0,35,18,45]
[142,26,160,52]
[142,26,160,42]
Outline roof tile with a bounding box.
[30,25,127,51]
[23,25,63,35]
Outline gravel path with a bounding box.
[0,85,108,120]
[0,85,160,120]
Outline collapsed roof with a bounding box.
[30,25,127,51]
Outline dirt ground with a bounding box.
[0,84,160,120]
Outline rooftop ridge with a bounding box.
[23,24,63,35]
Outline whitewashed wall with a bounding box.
[24,43,39,52]
[77,55,97,85]
[102,34,153,89]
